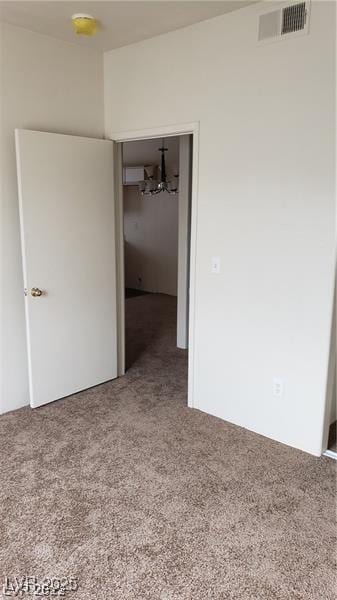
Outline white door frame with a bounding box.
[108,122,199,409]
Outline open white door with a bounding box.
[16,129,118,408]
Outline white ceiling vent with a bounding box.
[258,2,310,44]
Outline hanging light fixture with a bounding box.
[139,140,179,196]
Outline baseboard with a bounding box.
[323,449,337,460]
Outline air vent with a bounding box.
[281,2,307,34]
[258,1,310,44]
[258,10,281,41]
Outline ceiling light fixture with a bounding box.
[139,140,179,196]
[72,13,97,36]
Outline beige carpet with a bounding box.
[0,293,336,599]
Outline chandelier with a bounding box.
[139,140,179,196]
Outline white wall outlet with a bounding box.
[211,256,221,274]
[273,378,284,398]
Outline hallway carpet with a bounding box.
[0,294,336,599]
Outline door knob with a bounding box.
[25,287,43,297]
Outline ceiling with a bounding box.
[0,1,256,52]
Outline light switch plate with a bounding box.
[211,257,221,274]
[273,378,284,398]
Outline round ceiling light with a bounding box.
[72,13,97,36]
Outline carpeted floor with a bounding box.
[0,293,336,599]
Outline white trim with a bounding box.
[15,130,35,405]
[114,142,125,377]
[109,122,198,143]
[108,121,200,409]
[187,127,199,409]
[323,449,337,460]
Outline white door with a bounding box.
[16,129,118,408]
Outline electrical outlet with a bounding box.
[211,257,221,274]
[273,378,284,398]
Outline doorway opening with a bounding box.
[325,368,336,458]
[119,135,192,404]
[15,124,198,410]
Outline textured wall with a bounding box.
[104,1,336,455]
[0,24,104,413]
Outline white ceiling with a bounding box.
[0,1,256,52]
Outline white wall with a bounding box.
[124,186,179,296]
[0,23,104,413]
[104,1,336,455]
[123,137,179,296]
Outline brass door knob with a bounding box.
[25,287,43,297]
